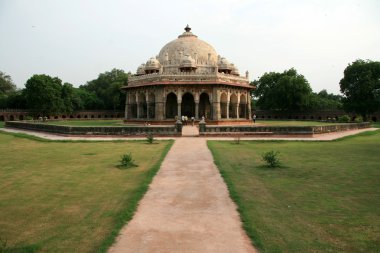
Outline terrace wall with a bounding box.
[5,121,180,136]
[199,122,371,136]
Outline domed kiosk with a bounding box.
[123,25,253,124]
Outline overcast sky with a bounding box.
[0,0,379,94]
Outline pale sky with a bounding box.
[0,0,379,94]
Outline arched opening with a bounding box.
[0,115,4,121]
[54,116,58,119]
[10,115,15,121]
[372,116,377,122]
[77,115,81,118]
[165,93,178,119]
[70,115,74,118]
[239,94,247,119]
[138,93,147,118]
[148,92,155,119]
[181,93,195,118]
[229,94,238,118]
[199,93,211,119]
[98,115,101,118]
[91,115,94,118]
[130,94,137,118]
[220,93,228,119]
[19,115,24,120]
[62,115,67,119]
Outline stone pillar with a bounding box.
[155,88,165,120]
[236,104,240,119]
[212,88,220,120]
[146,94,150,120]
[124,93,129,119]
[177,103,182,118]
[195,102,199,119]
[226,102,230,119]
[136,94,140,119]
[247,93,252,120]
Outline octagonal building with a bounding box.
[123,25,253,124]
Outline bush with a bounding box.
[338,115,351,123]
[146,133,155,144]
[120,152,136,168]
[354,115,363,123]
[262,151,280,168]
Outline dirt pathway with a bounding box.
[107,138,257,253]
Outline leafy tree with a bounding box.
[309,89,343,111]
[252,68,312,111]
[80,68,128,110]
[24,74,65,116]
[75,88,104,110]
[0,71,16,95]
[340,59,380,120]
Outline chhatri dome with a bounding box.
[123,25,253,123]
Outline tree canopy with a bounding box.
[0,71,17,95]
[24,74,66,116]
[252,68,313,111]
[80,68,128,110]
[340,59,380,120]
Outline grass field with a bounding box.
[0,121,4,128]
[0,132,173,252]
[208,130,380,253]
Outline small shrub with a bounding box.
[262,151,281,168]
[120,152,136,168]
[146,133,155,144]
[354,115,363,123]
[338,115,351,123]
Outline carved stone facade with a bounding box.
[123,25,253,122]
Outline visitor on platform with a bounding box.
[181,115,185,124]
[253,114,256,123]
[191,116,195,126]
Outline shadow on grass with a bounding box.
[115,164,138,170]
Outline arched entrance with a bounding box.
[138,93,147,118]
[239,94,247,119]
[130,94,137,118]
[229,94,238,118]
[181,93,195,118]
[199,93,211,119]
[220,93,228,118]
[166,93,178,119]
[0,115,4,121]
[148,92,155,119]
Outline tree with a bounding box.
[24,74,65,116]
[252,68,313,111]
[80,68,128,110]
[309,90,343,111]
[0,71,16,95]
[340,59,380,120]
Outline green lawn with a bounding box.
[255,120,334,126]
[0,121,4,128]
[46,120,124,126]
[208,131,380,253]
[0,132,173,252]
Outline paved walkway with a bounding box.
[108,138,257,253]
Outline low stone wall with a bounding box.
[5,121,181,136]
[200,122,371,136]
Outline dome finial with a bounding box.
[185,24,191,32]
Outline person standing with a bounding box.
[253,114,256,123]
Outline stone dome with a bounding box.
[218,57,232,70]
[180,54,197,69]
[157,25,218,65]
[136,63,146,75]
[230,63,239,76]
[145,57,160,71]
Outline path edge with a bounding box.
[96,140,175,253]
